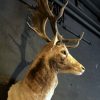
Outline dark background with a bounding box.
[0,0,100,100]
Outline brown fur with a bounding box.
[7,42,85,100]
[7,0,85,100]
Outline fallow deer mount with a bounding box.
[7,0,85,100]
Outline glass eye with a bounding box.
[61,50,66,55]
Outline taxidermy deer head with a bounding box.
[26,0,85,75]
[7,0,85,100]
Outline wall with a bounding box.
[0,0,100,100]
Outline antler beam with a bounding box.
[21,0,84,47]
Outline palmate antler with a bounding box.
[26,0,84,47]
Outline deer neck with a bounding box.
[23,56,58,99]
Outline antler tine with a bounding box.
[56,0,69,20]
[25,0,52,42]
[62,32,84,48]
[48,0,69,40]
[47,0,84,48]
[27,21,51,42]
[38,0,54,17]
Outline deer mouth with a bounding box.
[57,62,85,75]
[70,66,85,75]
[74,70,85,75]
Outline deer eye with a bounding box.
[61,50,66,55]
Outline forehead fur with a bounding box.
[42,42,67,52]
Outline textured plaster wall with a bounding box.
[0,0,100,100]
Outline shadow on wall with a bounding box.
[0,23,34,100]
[8,24,32,84]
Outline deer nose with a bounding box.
[82,66,85,70]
